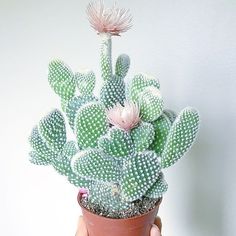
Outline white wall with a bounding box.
[0,0,235,235]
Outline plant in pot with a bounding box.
[28,1,200,236]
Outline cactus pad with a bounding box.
[145,172,168,198]
[130,73,160,102]
[139,86,164,122]
[89,182,132,212]
[68,173,93,188]
[29,126,57,160]
[75,70,96,96]
[48,60,76,100]
[161,107,200,168]
[75,102,109,149]
[71,149,120,182]
[65,95,96,131]
[38,109,67,153]
[121,151,161,201]
[131,122,155,152]
[100,75,126,108]
[150,114,172,156]
[29,151,52,166]
[98,128,134,158]
[115,54,130,79]
[52,141,78,176]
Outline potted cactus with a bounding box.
[28,1,200,236]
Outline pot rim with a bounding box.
[78,193,162,221]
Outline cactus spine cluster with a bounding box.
[28,1,200,215]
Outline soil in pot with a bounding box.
[78,193,162,236]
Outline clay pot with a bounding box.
[77,193,162,236]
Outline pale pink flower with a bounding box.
[106,101,140,131]
[87,1,132,36]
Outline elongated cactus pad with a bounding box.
[52,141,78,176]
[71,149,120,182]
[75,70,96,96]
[65,95,96,131]
[48,60,76,100]
[150,114,172,156]
[29,151,51,166]
[75,102,109,149]
[145,172,168,198]
[139,86,164,122]
[121,151,161,201]
[38,109,67,153]
[100,75,126,108]
[161,107,200,168]
[115,54,130,79]
[131,122,155,152]
[130,73,160,102]
[29,126,57,160]
[98,128,134,158]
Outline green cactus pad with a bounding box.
[75,102,109,149]
[163,109,177,123]
[89,182,132,212]
[131,122,155,152]
[29,126,57,160]
[48,60,76,100]
[29,151,52,166]
[65,95,96,131]
[61,99,69,112]
[98,128,134,158]
[122,151,161,201]
[100,75,126,108]
[145,172,168,198]
[38,109,67,153]
[115,54,130,79]
[150,114,172,156]
[161,107,200,168]
[68,173,93,188]
[52,141,78,176]
[71,149,120,182]
[75,70,96,96]
[130,73,160,102]
[139,86,164,122]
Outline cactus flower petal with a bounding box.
[87,1,132,36]
[106,101,140,131]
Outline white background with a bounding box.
[0,0,236,235]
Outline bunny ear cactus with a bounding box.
[161,107,200,168]
[100,75,126,108]
[48,60,76,101]
[29,1,200,218]
[65,95,96,131]
[115,54,130,79]
[75,102,109,149]
[75,70,96,96]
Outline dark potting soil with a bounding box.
[80,197,159,219]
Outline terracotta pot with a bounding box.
[77,193,162,236]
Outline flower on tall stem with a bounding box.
[87,0,132,36]
[106,101,141,131]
